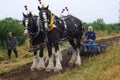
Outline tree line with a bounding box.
[84,18,120,34]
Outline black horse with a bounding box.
[23,12,48,71]
[38,5,84,68]
[37,6,63,72]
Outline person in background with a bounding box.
[6,32,18,59]
[84,26,96,44]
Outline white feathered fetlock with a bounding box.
[31,56,39,71]
[69,50,76,66]
[46,55,54,72]
[75,50,81,66]
[37,57,45,70]
[54,50,62,72]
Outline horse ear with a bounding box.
[38,6,41,11]
[22,13,26,18]
[46,5,49,10]
[29,12,32,17]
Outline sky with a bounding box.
[0,0,120,23]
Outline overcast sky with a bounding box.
[0,0,119,23]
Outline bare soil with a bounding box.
[0,36,120,80]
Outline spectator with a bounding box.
[6,32,18,59]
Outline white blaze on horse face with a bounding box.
[42,12,48,29]
[25,19,29,27]
[24,19,29,36]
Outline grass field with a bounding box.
[0,31,120,80]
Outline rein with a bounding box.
[55,26,81,43]
[29,42,46,52]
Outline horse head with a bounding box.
[22,12,38,36]
[38,5,53,31]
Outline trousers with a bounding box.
[7,49,18,59]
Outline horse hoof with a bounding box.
[54,68,61,72]
[37,68,45,71]
[75,60,81,67]
[75,63,81,67]
[69,63,74,67]
[31,68,36,71]
[46,68,53,72]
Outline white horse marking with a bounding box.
[37,57,45,70]
[42,12,48,29]
[31,56,39,71]
[24,19,29,36]
[25,19,29,27]
[46,55,54,72]
[54,50,62,72]
[75,49,81,66]
[69,50,76,64]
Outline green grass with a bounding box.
[49,42,120,80]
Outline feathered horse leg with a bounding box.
[31,50,39,71]
[46,43,54,72]
[37,47,45,70]
[54,50,62,72]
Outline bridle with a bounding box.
[39,10,51,31]
[24,16,41,38]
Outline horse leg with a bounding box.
[31,50,39,71]
[74,36,82,66]
[68,39,77,66]
[54,42,62,72]
[58,45,62,61]
[74,46,81,66]
[46,42,54,72]
[45,46,61,65]
[37,46,45,70]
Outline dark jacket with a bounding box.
[6,36,18,50]
[84,31,96,40]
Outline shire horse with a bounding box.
[23,12,62,72]
[38,5,84,67]
[22,13,46,71]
